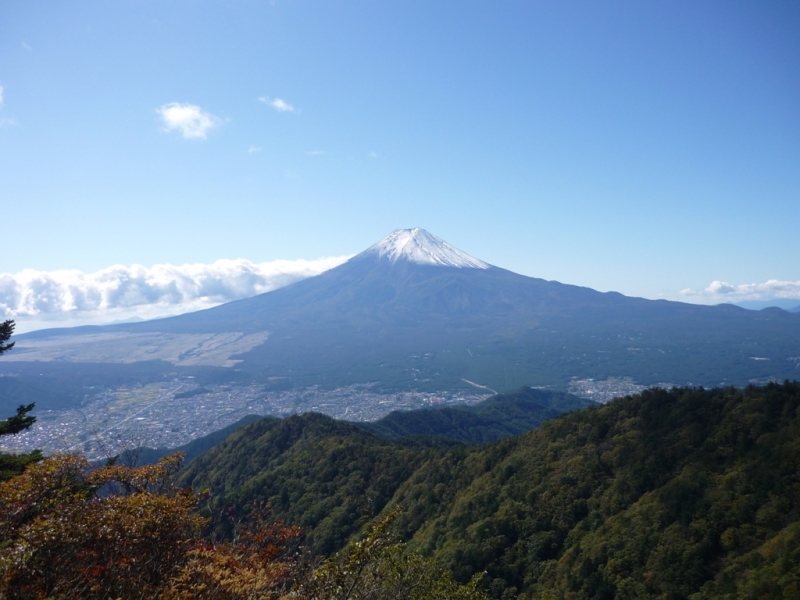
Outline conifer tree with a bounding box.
[0,320,43,481]
[0,319,14,355]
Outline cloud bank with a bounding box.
[2,256,350,332]
[680,279,800,303]
[157,102,221,139]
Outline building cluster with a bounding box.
[0,379,488,461]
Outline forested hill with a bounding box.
[389,382,800,599]
[177,388,588,553]
[357,387,591,443]
[130,387,585,469]
[182,382,800,599]
[179,413,443,555]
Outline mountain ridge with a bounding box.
[357,387,592,443]
[8,229,800,395]
[180,381,800,599]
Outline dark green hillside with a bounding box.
[387,382,800,599]
[359,387,592,443]
[179,413,440,555]
[175,388,588,554]
[178,382,800,598]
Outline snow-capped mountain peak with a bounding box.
[361,228,490,269]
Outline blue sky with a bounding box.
[1,1,799,330]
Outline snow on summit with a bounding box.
[362,228,490,269]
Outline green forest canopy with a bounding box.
[184,382,800,599]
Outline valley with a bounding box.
[0,374,657,461]
[5,331,271,367]
[0,377,492,460]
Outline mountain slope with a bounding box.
[177,387,587,555]
[179,413,440,555]
[10,229,800,393]
[182,382,800,599]
[386,382,800,599]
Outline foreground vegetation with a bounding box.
[2,312,799,600]
[388,382,800,598]
[0,448,487,599]
[184,382,800,599]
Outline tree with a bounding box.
[0,453,300,599]
[0,403,36,437]
[0,319,14,355]
[0,452,202,598]
[0,320,42,481]
[290,511,489,600]
[163,504,301,599]
[0,318,303,598]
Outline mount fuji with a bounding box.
[361,228,489,269]
[9,229,800,402]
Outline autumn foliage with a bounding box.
[164,505,301,600]
[0,451,487,600]
[0,453,300,600]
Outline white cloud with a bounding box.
[0,85,4,107]
[247,145,263,153]
[21,41,32,51]
[157,102,221,139]
[368,151,378,159]
[2,256,351,332]
[680,279,800,302]
[306,150,325,156]
[258,96,297,113]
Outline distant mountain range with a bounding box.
[5,229,800,412]
[733,299,800,311]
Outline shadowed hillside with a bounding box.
[179,413,442,555]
